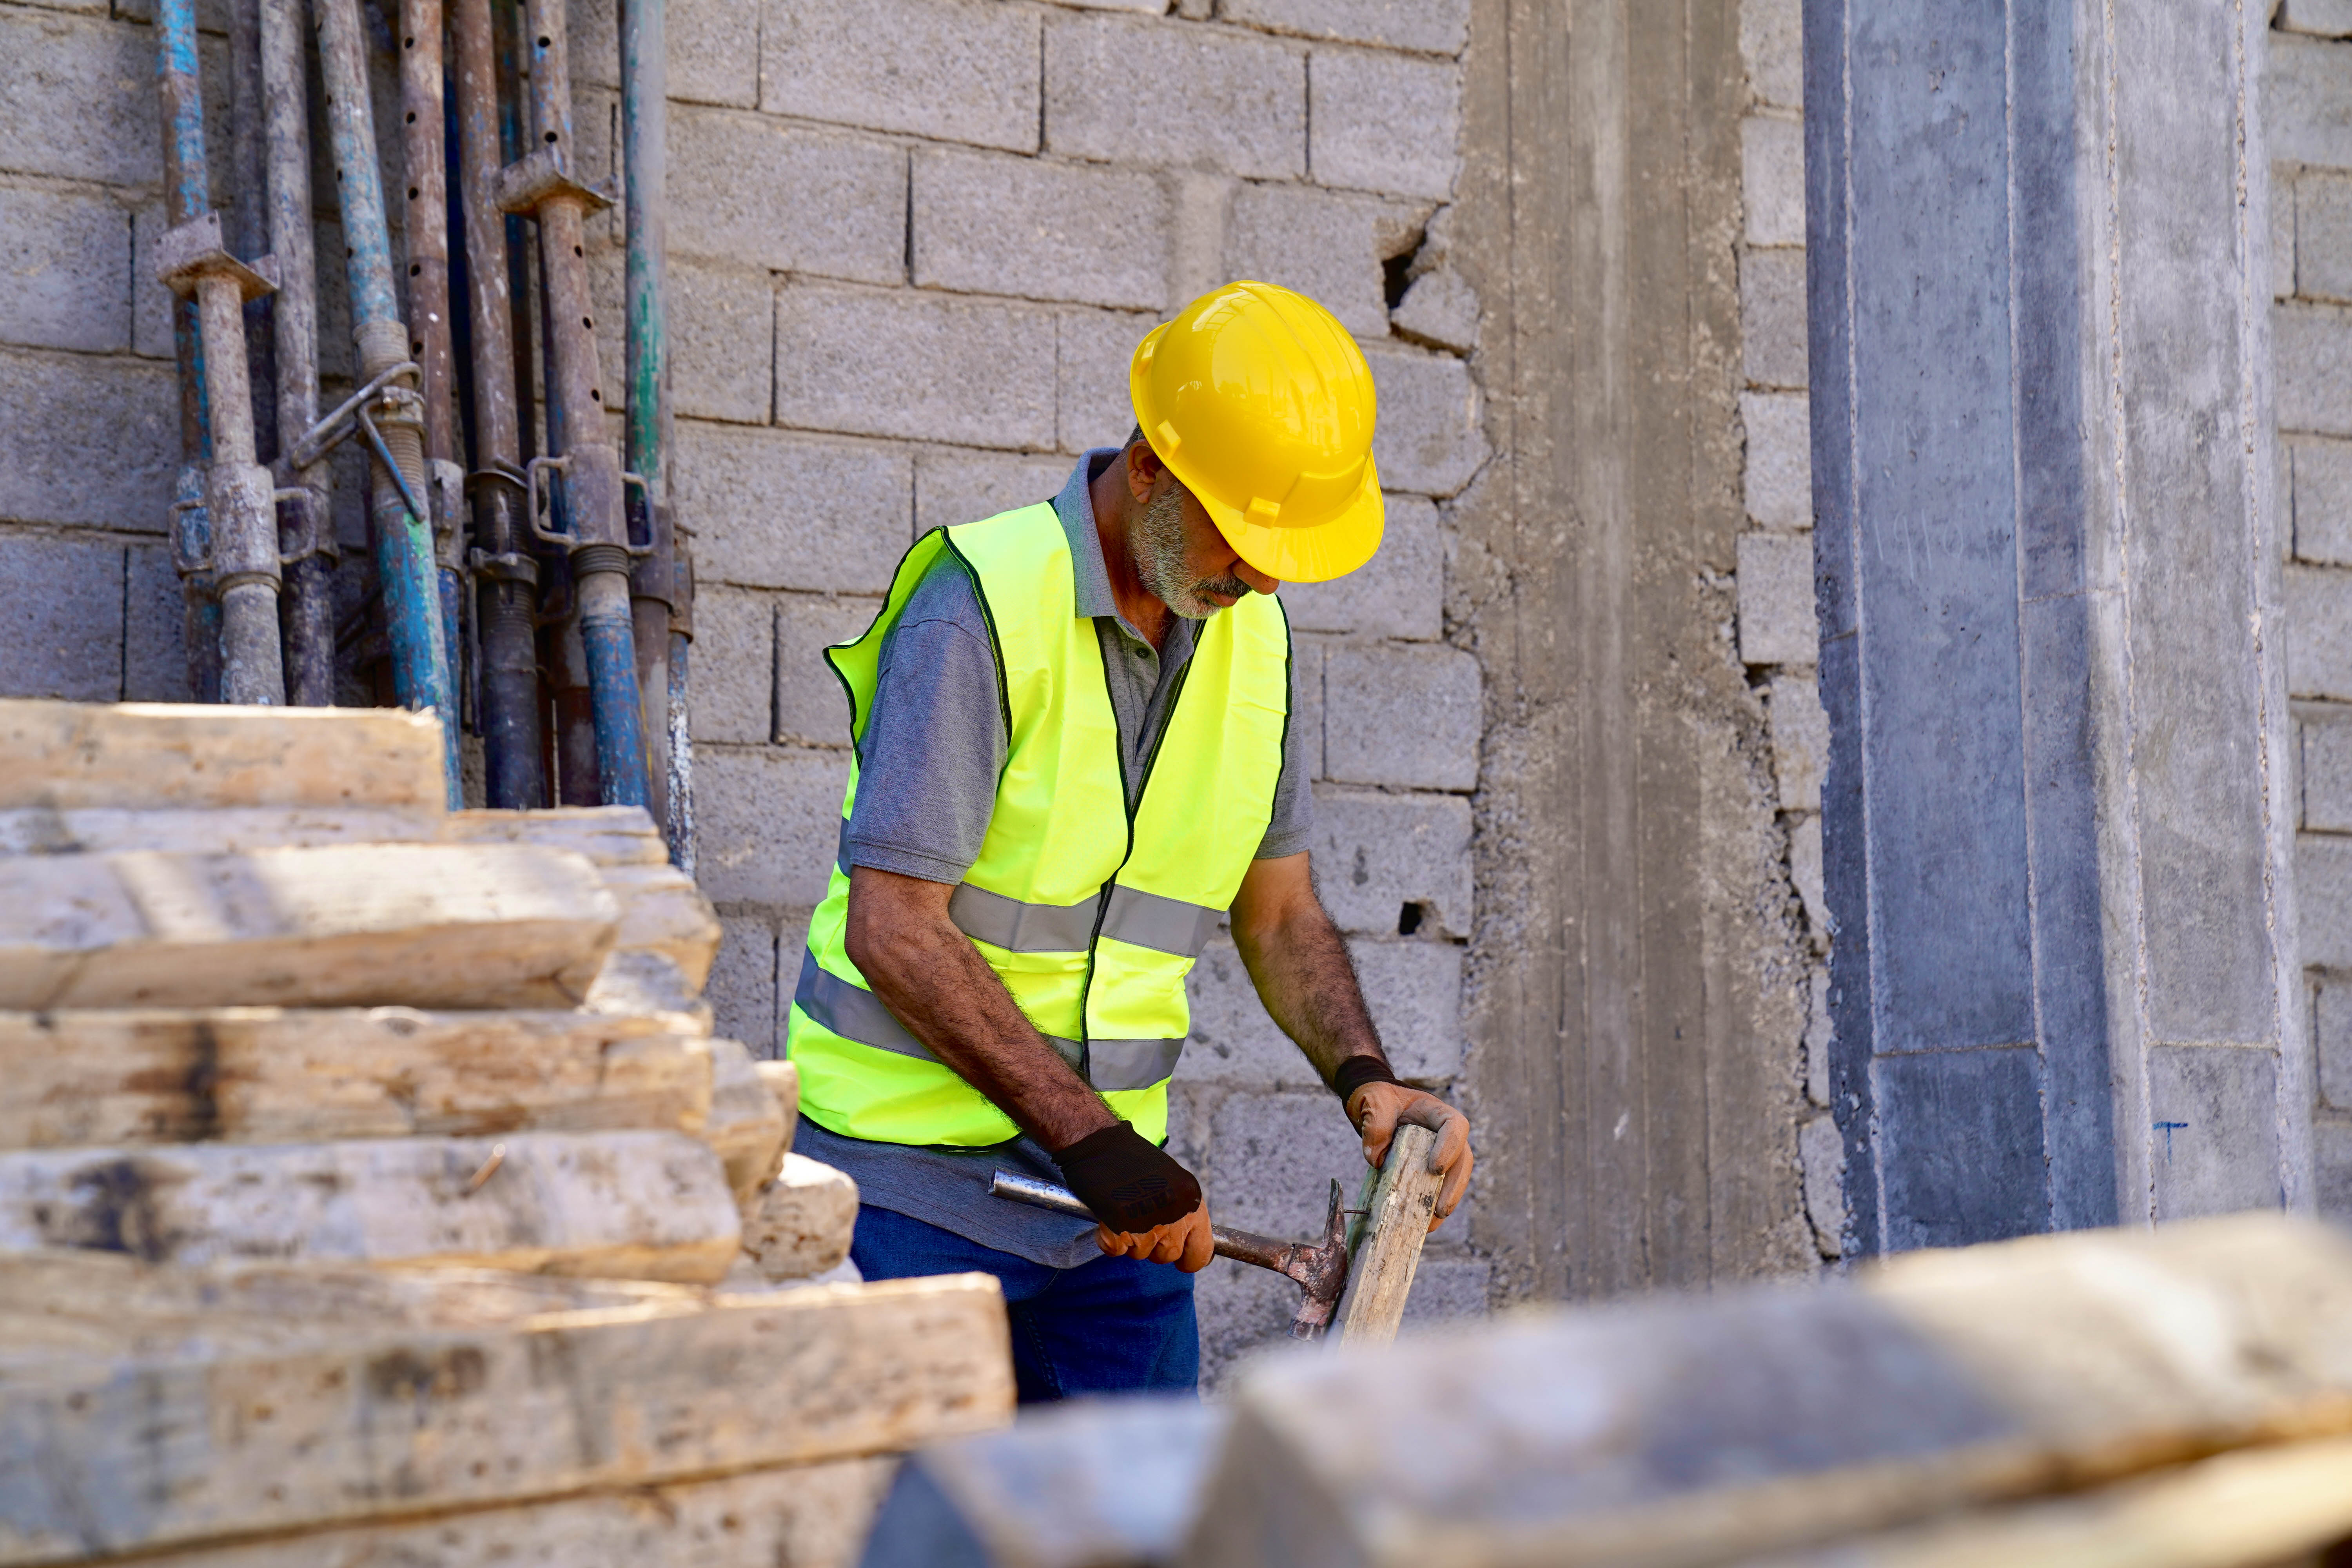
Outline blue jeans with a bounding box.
[849,1204,1198,1403]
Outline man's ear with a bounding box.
[1124,437,1164,503]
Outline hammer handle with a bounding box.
[988,1171,1292,1272]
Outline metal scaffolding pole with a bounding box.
[495,0,651,809]
[260,0,337,706]
[316,0,463,800]
[154,0,219,704]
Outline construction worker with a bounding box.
[784,281,1474,1401]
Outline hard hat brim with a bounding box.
[1193,457,1386,586]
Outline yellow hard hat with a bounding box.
[1129,281,1383,584]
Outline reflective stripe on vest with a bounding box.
[785,503,1290,1148]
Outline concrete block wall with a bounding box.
[604,0,1490,1384]
[2270,14,2352,1222]
[1735,0,1837,1259]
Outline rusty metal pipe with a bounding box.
[154,0,220,703]
[259,0,335,706]
[991,1171,1352,1340]
[400,0,468,728]
[452,0,544,806]
[621,0,679,849]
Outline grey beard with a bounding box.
[1132,485,1250,619]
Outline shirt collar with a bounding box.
[1051,448,1125,620]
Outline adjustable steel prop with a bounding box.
[153,0,287,707]
[398,0,469,712]
[152,0,221,704]
[314,0,463,800]
[494,0,652,809]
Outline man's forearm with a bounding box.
[1232,898,1390,1087]
[846,871,1114,1150]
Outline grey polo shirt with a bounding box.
[793,448,1315,1267]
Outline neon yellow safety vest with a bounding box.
[784,502,1293,1148]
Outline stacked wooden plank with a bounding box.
[0,701,1012,1567]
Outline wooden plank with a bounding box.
[0,843,617,1010]
[0,804,442,857]
[118,1457,897,1568]
[1751,1437,2352,1568]
[1333,1122,1442,1348]
[604,861,724,990]
[708,1037,788,1201]
[0,1008,711,1150]
[0,701,447,810]
[1180,1215,2352,1568]
[586,948,715,1034]
[0,1131,741,1282]
[439,805,669,866]
[741,1153,858,1282]
[0,1273,1012,1564]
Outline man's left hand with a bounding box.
[1344,1082,1473,1231]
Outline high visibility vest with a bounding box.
[784,502,1293,1147]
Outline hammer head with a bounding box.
[1280,1180,1352,1341]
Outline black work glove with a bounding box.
[1050,1121,1202,1235]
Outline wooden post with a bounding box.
[1332,1122,1443,1347]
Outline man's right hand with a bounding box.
[1097,1205,1215,1272]
[1051,1120,1212,1272]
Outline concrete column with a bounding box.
[1805,0,2307,1250]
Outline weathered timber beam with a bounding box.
[0,1273,1012,1564]
[0,702,447,811]
[0,1008,710,1150]
[739,1153,857,1283]
[0,843,617,1010]
[1332,1122,1443,1349]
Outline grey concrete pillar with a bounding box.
[1805,0,2308,1252]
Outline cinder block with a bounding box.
[2277,305,2352,438]
[2292,439,2352,564]
[10,0,107,15]
[2319,980,2352,1110]
[674,422,911,594]
[1741,246,1806,390]
[1308,48,1461,202]
[2281,0,2352,35]
[1799,1112,1844,1256]
[1742,0,1802,107]
[2301,832,2352,970]
[1323,644,1480,790]
[1804,962,1832,1105]
[2287,564,2352,699]
[0,533,122,700]
[2306,705,2352,831]
[2269,34,2352,171]
[913,147,1169,311]
[777,281,1056,450]
[1737,531,1817,666]
[674,262,774,424]
[1365,342,1486,497]
[1187,938,1324,1089]
[1206,1089,1367,1236]
[0,184,129,353]
[1045,13,1305,181]
[122,541,189,701]
[1290,635,1324,780]
[0,10,157,186]
[1312,786,1472,937]
[2320,1114,2352,1224]
[1742,389,1812,526]
[1221,182,1426,339]
[913,447,1072,533]
[1195,1252,1305,1392]
[694,745,852,906]
[1168,170,1239,310]
[690,585,777,745]
[762,0,1040,153]
[670,108,905,284]
[1351,938,1464,1081]
[1391,266,1478,354]
[1281,492,1443,640]
[2277,169,2299,305]
[1222,0,1465,52]
[2305,175,2352,305]
[774,917,814,1056]
[1769,670,1828,812]
[2148,1044,2282,1220]
[1401,1258,1488,1327]
[709,913,780,1057]
[1789,811,1827,939]
[1743,114,1806,247]
[775,593,876,747]
[1057,307,1158,453]
[130,202,175,361]
[0,349,178,535]
[673,0,760,105]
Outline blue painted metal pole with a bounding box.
[316,0,463,802]
[154,0,220,702]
